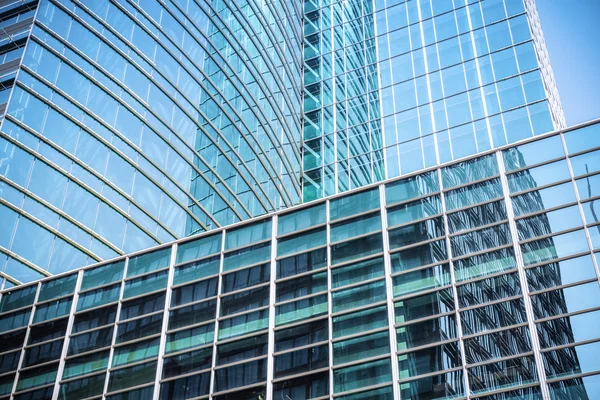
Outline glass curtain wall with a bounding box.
[302,0,565,201]
[1,121,600,399]
[0,0,303,286]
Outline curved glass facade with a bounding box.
[1,120,600,399]
[0,0,303,284]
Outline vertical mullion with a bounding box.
[51,270,84,400]
[326,199,334,399]
[437,168,471,399]
[208,229,226,399]
[378,184,401,399]
[496,151,550,399]
[266,216,277,399]
[101,257,129,398]
[152,243,177,400]
[9,282,41,400]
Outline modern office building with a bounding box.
[1,120,600,399]
[3,0,600,399]
[302,0,565,201]
[0,0,303,286]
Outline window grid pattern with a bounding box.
[2,121,600,399]
[302,0,565,202]
[0,0,303,287]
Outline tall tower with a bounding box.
[302,0,566,201]
[0,0,303,286]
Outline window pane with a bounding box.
[526,255,597,292]
[277,272,327,302]
[220,286,269,317]
[457,272,521,307]
[332,279,386,313]
[464,326,532,364]
[34,297,72,323]
[331,213,381,242]
[448,201,507,234]
[277,227,326,257]
[531,282,600,320]
[521,230,590,266]
[333,306,388,339]
[77,284,120,311]
[277,247,327,279]
[159,372,210,399]
[107,361,156,392]
[398,341,461,379]
[171,278,217,307]
[517,206,583,240]
[222,264,269,294]
[81,261,124,291]
[123,270,168,299]
[276,294,327,326]
[274,319,328,352]
[16,364,57,391]
[469,356,538,394]
[165,323,215,354]
[273,372,329,399]
[395,288,454,324]
[537,309,600,349]
[113,337,160,367]
[29,318,68,345]
[162,347,212,379]
[507,160,571,194]
[176,234,221,264]
[330,188,379,221]
[387,195,442,227]
[333,331,390,365]
[274,344,328,378]
[503,135,564,172]
[217,334,268,366]
[461,299,527,335]
[225,219,271,250]
[391,240,447,273]
[278,204,326,236]
[331,233,383,265]
[549,374,600,399]
[58,373,106,400]
[334,358,391,394]
[386,171,439,205]
[445,178,503,211]
[0,285,36,313]
[218,309,268,340]
[173,256,220,286]
[455,247,516,282]
[214,359,267,392]
[544,341,600,379]
[442,155,498,188]
[512,182,576,217]
[332,257,385,289]
[397,314,458,350]
[39,274,77,302]
[223,243,271,272]
[127,247,171,278]
[63,350,109,379]
[68,327,113,356]
[72,304,117,333]
[393,263,451,298]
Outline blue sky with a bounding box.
[536,0,600,126]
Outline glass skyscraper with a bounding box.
[2,0,600,399]
[0,0,302,286]
[302,0,565,200]
[1,121,600,399]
